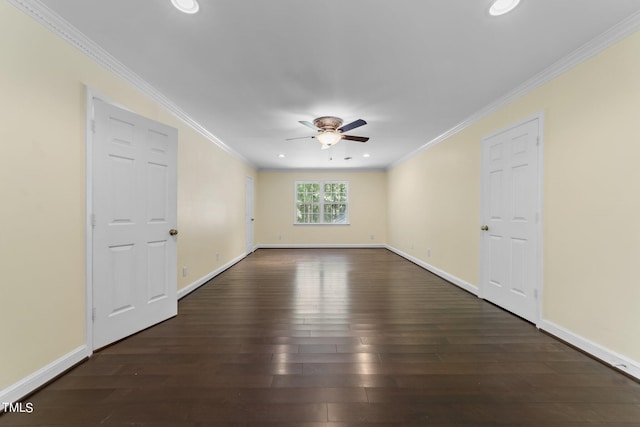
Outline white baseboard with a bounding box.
[539,320,640,381]
[177,252,247,300]
[257,243,387,249]
[0,345,88,406]
[385,245,479,296]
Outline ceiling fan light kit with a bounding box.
[316,131,342,146]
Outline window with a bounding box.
[295,181,349,224]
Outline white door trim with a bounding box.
[479,111,544,325]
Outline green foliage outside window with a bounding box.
[295,181,348,224]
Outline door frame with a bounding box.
[478,111,545,325]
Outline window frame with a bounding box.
[294,180,350,225]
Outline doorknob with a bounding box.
[480,225,489,231]
[251,218,255,222]
[169,229,178,236]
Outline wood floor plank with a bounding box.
[2,248,640,426]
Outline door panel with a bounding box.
[488,234,505,288]
[481,118,540,323]
[147,240,169,302]
[109,244,136,315]
[93,99,177,349]
[489,169,503,220]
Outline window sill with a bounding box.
[294,223,351,226]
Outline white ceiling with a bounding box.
[40,0,640,170]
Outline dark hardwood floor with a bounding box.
[2,248,640,426]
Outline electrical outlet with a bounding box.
[278,234,282,241]
[370,234,375,240]
[427,248,431,257]
[216,253,220,261]
[182,267,188,277]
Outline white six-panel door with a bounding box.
[92,99,177,349]
[245,175,255,254]
[480,117,541,323]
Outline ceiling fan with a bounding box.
[287,116,369,150]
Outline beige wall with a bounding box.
[0,2,254,391]
[177,131,254,289]
[388,30,640,363]
[388,133,480,285]
[256,171,387,246]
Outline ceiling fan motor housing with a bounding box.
[313,116,343,131]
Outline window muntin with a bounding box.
[295,181,349,224]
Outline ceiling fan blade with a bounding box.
[321,143,332,150]
[286,136,315,141]
[299,120,319,130]
[338,119,367,133]
[342,135,369,143]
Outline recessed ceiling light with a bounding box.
[278,154,286,158]
[171,0,200,14]
[489,0,520,16]
[363,153,371,158]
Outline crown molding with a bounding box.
[258,167,387,173]
[7,0,253,167]
[389,10,640,170]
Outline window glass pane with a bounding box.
[324,204,334,223]
[324,191,333,203]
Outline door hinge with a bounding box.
[536,136,540,146]
[91,120,96,134]
[534,289,538,299]
[91,213,96,227]
[92,307,96,321]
